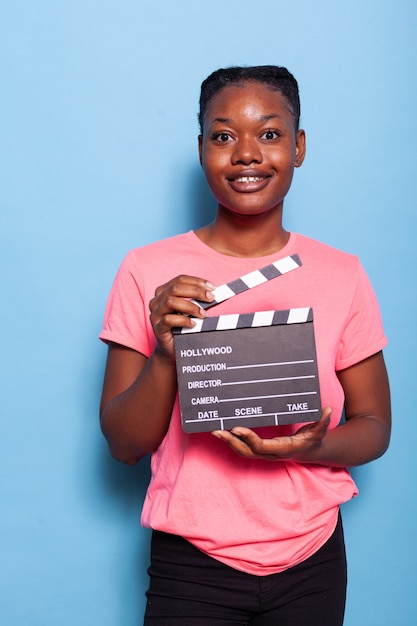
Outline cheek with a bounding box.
[204,173,226,201]
[202,166,230,205]
[202,154,225,184]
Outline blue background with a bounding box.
[1,1,416,624]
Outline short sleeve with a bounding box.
[335,261,387,371]
[99,251,152,356]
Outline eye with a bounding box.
[261,129,279,141]
[213,132,233,143]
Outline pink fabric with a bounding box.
[100,231,387,575]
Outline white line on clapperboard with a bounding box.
[227,359,314,371]
[186,406,319,426]
[220,360,317,398]
[222,374,315,387]
[220,410,319,425]
[218,391,317,403]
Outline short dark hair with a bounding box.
[198,65,300,133]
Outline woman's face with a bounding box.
[198,81,305,218]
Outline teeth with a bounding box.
[235,176,263,183]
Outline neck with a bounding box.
[195,206,289,258]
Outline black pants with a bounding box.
[144,514,347,625]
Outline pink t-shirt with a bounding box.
[100,231,387,575]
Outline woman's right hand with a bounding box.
[149,275,215,360]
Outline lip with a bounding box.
[227,170,272,193]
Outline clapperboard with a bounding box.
[173,254,322,433]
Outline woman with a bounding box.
[99,65,391,625]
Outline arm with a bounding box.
[315,350,391,466]
[212,351,391,467]
[99,343,178,464]
[99,275,214,464]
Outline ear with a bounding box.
[295,129,306,168]
[198,134,203,167]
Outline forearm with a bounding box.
[100,348,178,464]
[99,276,216,464]
[298,413,391,468]
[304,351,392,467]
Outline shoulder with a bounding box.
[119,231,193,275]
[294,233,361,277]
[295,233,358,262]
[126,231,192,262]
[112,230,204,296]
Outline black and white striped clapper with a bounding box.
[192,253,302,311]
[173,254,321,433]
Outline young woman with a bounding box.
[99,66,391,625]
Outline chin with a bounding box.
[220,202,280,217]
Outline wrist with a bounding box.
[152,344,177,368]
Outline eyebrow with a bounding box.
[209,113,284,125]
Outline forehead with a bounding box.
[204,82,294,128]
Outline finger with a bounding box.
[154,274,214,294]
[294,407,331,435]
[321,406,332,425]
[212,429,278,460]
[152,296,208,322]
[151,286,215,328]
[309,407,332,435]
[211,430,257,457]
[231,428,294,457]
[154,312,205,336]
[229,427,265,451]
[154,276,215,306]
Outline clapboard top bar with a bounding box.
[192,253,302,311]
[173,307,313,335]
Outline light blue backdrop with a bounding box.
[1,1,416,624]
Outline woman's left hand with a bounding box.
[211,351,391,467]
[211,407,331,461]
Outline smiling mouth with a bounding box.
[234,176,265,183]
[227,174,270,192]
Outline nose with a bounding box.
[231,135,262,165]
